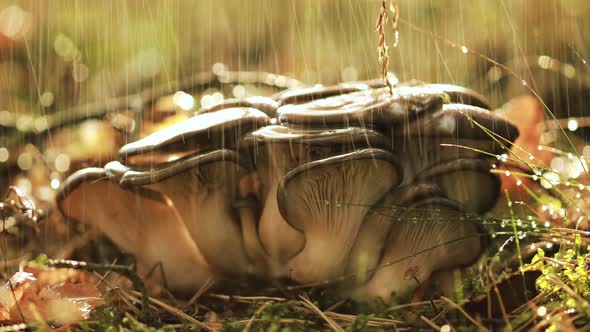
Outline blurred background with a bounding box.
[0,0,589,208]
[1,0,589,111]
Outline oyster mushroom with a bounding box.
[346,183,445,283]
[276,86,443,130]
[119,107,270,165]
[277,148,401,283]
[395,103,519,177]
[56,168,212,294]
[241,125,391,276]
[119,149,256,276]
[417,158,500,213]
[357,197,485,302]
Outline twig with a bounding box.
[487,269,512,330]
[206,293,286,303]
[325,311,404,327]
[187,277,215,306]
[551,228,590,236]
[440,296,490,332]
[129,290,217,332]
[420,315,441,330]
[299,295,345,332]
[243,301,272,332]
[376,0,393,94]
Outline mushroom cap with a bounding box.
[338,79,388,90]
[416,158,500,213]
[272,84,365,106]
[392,103,518,178]
[119,107,270,165]
[118,149,250,188]
[56,168,213,294]
[196,96,279,117]
[425,84,493,110]
[277,148,402,282]
[397,81,492,109]
[276,87,443,130]
[399,103,519,142]
[359,196,486,302]
[241,125,392,162]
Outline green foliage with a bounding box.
[347,314,369,332]
[530,241,590,319]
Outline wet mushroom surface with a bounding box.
[56,82,518,302]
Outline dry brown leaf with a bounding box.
[0,266,103,325]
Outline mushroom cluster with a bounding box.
[56,81,518,302]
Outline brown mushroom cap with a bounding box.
[338,79,387,90]
[242,125,392,163]
[393,103,518,177]
[272,84,365,106]
[196,96,279,117]
[416,158,500,213]
[119,107,270,165]
[399,103,518,140]
[118,149,256,276]
[397,81,493,110]
[425,84,493,110]
[119,149,250,187]
[56,168,212,295]
[276,87,443,130]
[277,148,401,283]
[357,197,485,302]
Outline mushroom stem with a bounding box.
[258,166,305,273]
[235,172,270,275]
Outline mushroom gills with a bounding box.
[355,197,484,302]
[243,125,392,276]
[122,150,256,277]
[277,148,401,283]
[56,169,212,295]
[346,183,446,285]
[417,159,500,213]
